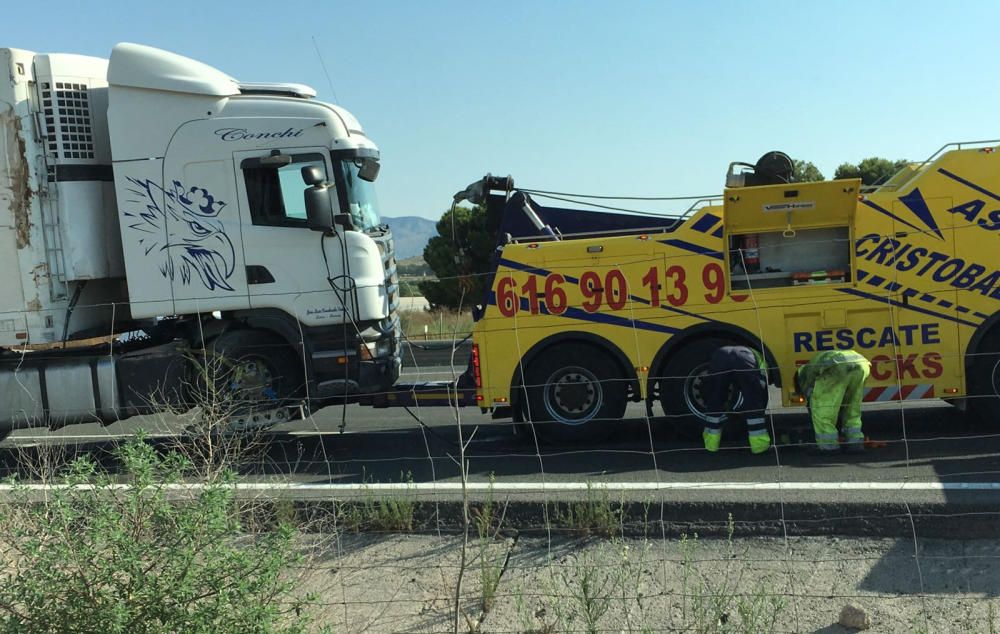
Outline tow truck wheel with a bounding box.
[206,330,303,426]
[658,337,742,441]
[969,328,1000,424]
[523,345,627,443]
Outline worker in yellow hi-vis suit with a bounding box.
[794,350,871,454]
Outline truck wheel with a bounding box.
[207,330,303,418]
[658,337,743,440]
[523,345,627,442]
[969,328,1000,424]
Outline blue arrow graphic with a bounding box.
[897,188,943,239]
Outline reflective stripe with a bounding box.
[816,433,839,441]
[882,386,900,401]
[863,384,935,402]
[746,417,766,428]
[751,349,768,381]
[909,384,934,399]
[815,444,840,452]
[747,428,769,437]
[704,415,723,424]
[842,350,868,364]
[703,429,722,437]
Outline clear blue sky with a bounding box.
[11,1,1000,220]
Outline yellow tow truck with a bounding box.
[458,142,1000,438]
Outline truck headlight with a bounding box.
[359,340,392,359]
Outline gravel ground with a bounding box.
[295,533,1000,633]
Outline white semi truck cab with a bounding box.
[0,43,401,431]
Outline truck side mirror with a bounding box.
[357,157,380,182]
[304,183,335,232]
[301,165,324,186]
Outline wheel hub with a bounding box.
[543,366,604,425]
[683,363,744,422]
[230,358,277,403]
[553,373,595,413]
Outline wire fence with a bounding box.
[0,229,997,633]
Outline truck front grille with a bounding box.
[384,254,400,315]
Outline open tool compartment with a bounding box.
[723,178,861,291]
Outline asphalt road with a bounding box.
[2,362,997,536]
[4,366,998,500]
[270,387,1000,498]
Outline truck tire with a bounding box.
[207,330,303,418]
[523,345,627,443]
[969,328,1000,424]
[658,337,743,440]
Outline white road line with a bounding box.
[1,481,998,492]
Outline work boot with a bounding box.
[703,430,721,453]
[748,433,771,455]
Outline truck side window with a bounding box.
[242,153,327,227]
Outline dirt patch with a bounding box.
[296,533,1000,633]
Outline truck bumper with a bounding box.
[314,354,401,400]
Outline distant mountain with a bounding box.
[383,215,438,259]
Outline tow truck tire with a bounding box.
[206,330,303,418]
[658,337,741,441]
[523,345,627,443]
[969,328,1000,424]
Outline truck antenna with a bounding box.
[312,36,341,104]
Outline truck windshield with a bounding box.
[337,159,382,232]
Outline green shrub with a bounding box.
[338,473,416,532]
[550,483,622,537]
[0,436,312,634]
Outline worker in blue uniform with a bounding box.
[703,345,771,454]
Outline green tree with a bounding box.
[419,204,495,310]
[792,160,824,182]
[834,157,909,185]
[397,258,432,277]
[398,279,421,297]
